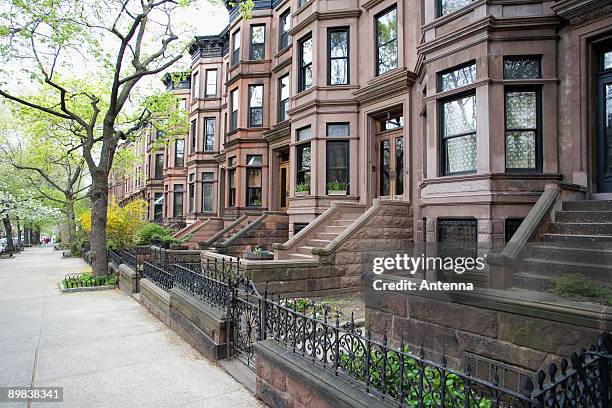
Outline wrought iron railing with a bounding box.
[173,263,230,309]
[108,249,122,266]
[122,250,137,270]
[142,260,174,291]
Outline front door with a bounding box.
[279,162,289,210]
[377,131,404,199]
[598,51,612,192]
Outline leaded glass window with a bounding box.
[440,63,476,92]
[503,57,541,80]
[248,85,263,127]
[297,126,312,141]
[376,7,397,76]
[327,123,349,137]
[250,25,265,60]
[299,35,313,92]
[505,89,540,170]
[438,0,476,17]
[441,94,477,174]
[328,29,349,85]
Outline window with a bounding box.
[154,193,163,220]
[205,69,217,97]
[327,123,349,137]
[437,219,477,259]
[278,75,290,122]
[173,185,184,217]
[179,98,187,111]
[279,10,290,50]
[376,6,397,76]
[395,137,403,195]
[503,56,541,80]
[246,155,262,206]
[154,153,164,179]
[299,34,313,92]
[297,126,312,141]
[438,0,476,17]
[298,0,308,7]
[192,71,199,99]
[174,139,185,167]
[440,93,477,175]
[604,50,612,70]
[228,168,236,207]
[232,30,241,65]
[505,88,541,171]
[202,172,214,212]
[190,120,197,152]
[248,85,264,127]
[505,218,524,243]
[296,143,311,191]
[188,174,195,213]
[326,140,349,193]
[250,25,265,60]
[328,28,349,85]
[204,118,215,151]
[294,223,308,234]
[382,115,404,131]
[230,89,239,131]
[439,62,476,92]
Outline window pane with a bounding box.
[202,172,214,182]
[605,51,612,70]
[378,41,398,75]
[280,75,289,100]
[297,126,311,141]
[231,90,238,112]
[202,183,213,212]
[440,64,476,92]
[396,137,403,195]
[504,58,541,80]
[302,37,312,65]
[233,31,240,49]
[446,134,477,173]
[251,44,264,60]
[505,91,536,129]
[327,123,349,137]
[383,116,404,130]
[249,85,263,107]
[247,155,262,166]
[175,139,184,167]
[304,66,313,88]
[281,12,290,34]
[300,146,311,169]
[330,31,348,58]
[377,8,397,45]
[251,26,264,44]
[205,118,215,150]
[250,108,263,127]
[206,70,217,96]
[330,59,348,85]
[440,0,475,16]
[443,95,476,138]
[506,131,536,169]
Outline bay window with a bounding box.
[298,34,313,92]
[248,85,264,127]
[376,6,397,76]
[328,28,349,85]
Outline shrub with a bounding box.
[326,181,349,191]
[550,273,612,304]
[135,223,185,248]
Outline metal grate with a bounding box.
[437,219,477,258]
[463,352,532,394]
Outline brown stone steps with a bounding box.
[314,232,339,240]
[529,244,612,265]
[295,246,314,256]
[306,238,332,247]
[562,200,612,211]
[321,225,347,234]
[555,210,612,223]
[549,222,612,235]
[288,253,314,260]
[329,219,355,227]
[541,233,612,244]
[523,258,612,281]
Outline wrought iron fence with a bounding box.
[108,249,122,266]
[173,263,230,309]
[142,260,174,291]
[63,273,112,288]
[122,250,137,270]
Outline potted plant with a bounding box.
[244,245,274,260]
[295,182,310,197]
[327,181,349,196]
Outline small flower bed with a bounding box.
[63,272,118,289]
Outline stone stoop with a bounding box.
[214,213,290,258]
[513,199,612,290]
[178,218,225,249]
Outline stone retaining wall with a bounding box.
[118,264,140,294]
[140,278,171,326]
[363,273,608,375]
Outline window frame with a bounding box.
[190,119,197,152]
[438,90,477,176]
[278,74,290,122]
[173,184,184,218]
[326,140,349,193]
[375,5,398,77]
[279,9,290,51]
[154,153,164,180]
[201,172,214,213]
[248,84,264,128]
[436,0,476,18]
[204,117,216,151]
[296,141,311,192]
[503,85,542,172]
[327,27,350,85]
[205,69,218,98]
[230,89,239,131]
[437,60,477,93]
[249,24,266,61]
[246,154,263,207]
[191,71,199,99]
[503,55,542,80]
[174,139,185,168]
[231,30,241,65]
[298,34,313,92]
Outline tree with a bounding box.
[0,0,191,274]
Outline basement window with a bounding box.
[462,352,532,394]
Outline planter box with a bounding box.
[244,251,274,260]
[328,190,347,196]
[295,191,309,197]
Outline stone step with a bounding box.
[512,272,553,291]
[306,238,332,247]
[330,219,354,227]
[562,200,612,212]
[541,233,612,245]
[555,211,612,223]
[523,258,612,281]
[296,246,314,256]
[530,244,612,265]
[315,232,339,240]
[321,225,346,234]
[289,253,314,260]
[549,222,612,235]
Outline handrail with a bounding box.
[215,211,287,249]
[273,202,366,253]
[199,213,252,248]
[487,188,560,265]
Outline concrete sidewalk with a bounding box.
[0,246,264,408]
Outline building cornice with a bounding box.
[552,0,612,24]
[287,10,362,36]
[352,67,415,105]
[226,70,272,88]
[263,121,291,143]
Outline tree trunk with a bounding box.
[24,227,30,246]
[64,197,77,247]
[32,229,40,245]
[16,217,21,247]
[2,216,14,253]
[89,172,109,276]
